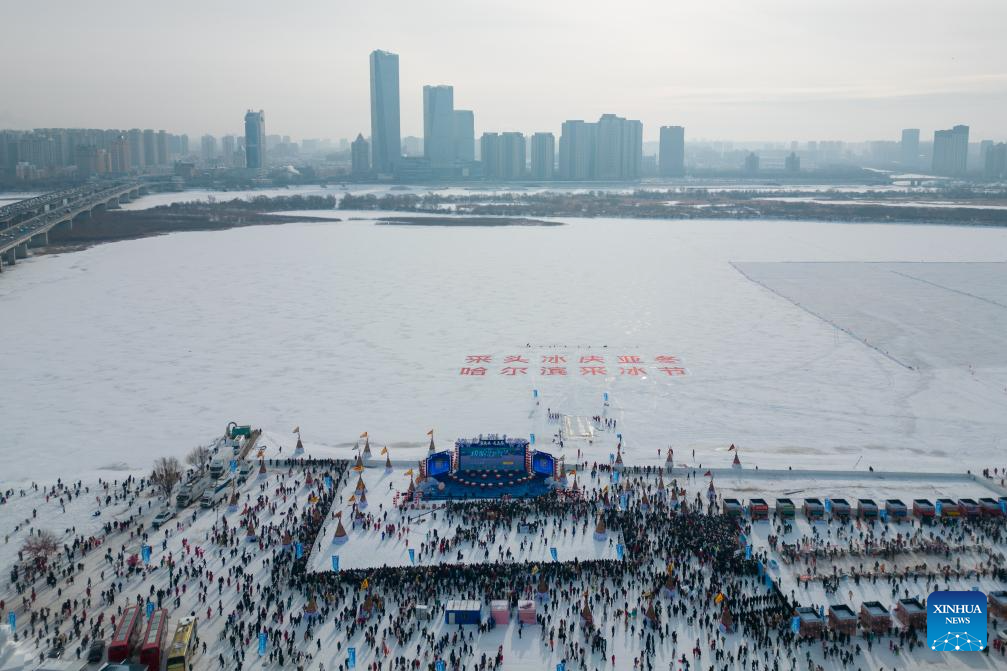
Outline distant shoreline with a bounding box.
[376,215,563,227]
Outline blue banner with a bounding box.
[331,555,340,571]
[324,476,333,490]
[229,459,237,473]
[603,392,608,402]
[530,433,535,445]
[935,500,943,516]
[824,497,832,513]
[7,611,14,633]
[295,542,303,559]
[348,647,356,668]
[146,601,154,618]
[791,616,800,634]
[550,547,558,561]
[141,545,151,564]
[616,544,624,560]
[533,389,538,398]
[619,493,628,509]
[258,632,267,655]
[744,544,752,560]
[435,661,445,671]
[408,548,415,564]
[612,471,620,484]
[1000,499,1006,515]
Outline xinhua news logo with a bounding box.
[927,590,987,652]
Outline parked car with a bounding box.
[87,639,106,662]
[152,508,176,530]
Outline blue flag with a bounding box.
[408,548,415,564]
[791,616,800,634]
[295,542,303,559]
[258,632,267,655]
[331,555,340,571]
[935,500,942,516]
[612,471,620,484]
[324,476,333,490]
[229,459,237,473]
[603,392,608,402]
[435,661,445,671]
[533,389,538,398]
[550,547,558,561]
[619,493,628,509]
[824,497,831,513]
[744,544,752,560]
[348,647,356,669]
[146,601,154,618]
[7,611,14,633]
[530,433,535,445]
[616,544,624,560]
[1000,500,1006,515]
[141,545,151,564]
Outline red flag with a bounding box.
[727,444,736,451]
[703,470,712,477]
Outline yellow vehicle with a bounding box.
[165,616,198,671]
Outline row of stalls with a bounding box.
[445,600,538,626]
[794,592,1007,638]
[723,495,1007,522]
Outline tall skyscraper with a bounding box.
[932,125,969,176]
[984,143,1006,179]
[351,134,370,175]
[558,120,595,180]
[369,50,401,174]
[900,128,920,167]
[592,114,642,180]
[453,110,475,163]
[221,135,236,166]
[530,132,555,180]
[201,135,217,161]
[244,110,266,169]
[658,126,685,177]
[423,85,454,168]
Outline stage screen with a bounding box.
[426,452,452,477]
[531,452,555,477]
[458,443,525,471]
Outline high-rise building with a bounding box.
[744,152,760,173]
[127,129,144,168]
[900,129,920,167]
[785,152,800,173]
[558,120,595,180]
[453,110,474,163]
[530,132,555,180]
[351,134,370,175]
[221,135,236,166]
[369,49,401,174]
[142,129,156,167]
[498,132,525,179]
[984,143,1006,179]
[156,130,168,165]
[243,110,266,169]
[480,133,500,179]
[591,114,642,180]
[658,126,685,177]
[932,124,969,176]
[201,135,217,162]
[423,85,454,168]
[109,134,130,173]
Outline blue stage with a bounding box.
[418,434,560,501]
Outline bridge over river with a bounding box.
[0,181,151,271]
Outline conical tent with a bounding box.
[355,475,367,493]
[295,436,303,451]
[428,435,436,453]
[645,600,658,623]
[595,514,607,535]
[580,596,593,626]
[363,436,371,458]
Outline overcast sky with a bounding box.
[2,0,1005,142]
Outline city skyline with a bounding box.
[1,0,1006,142]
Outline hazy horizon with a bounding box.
[2,0,1005,143]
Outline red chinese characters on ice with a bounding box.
[459,367,487,376]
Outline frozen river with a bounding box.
[2,204,1006,483]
